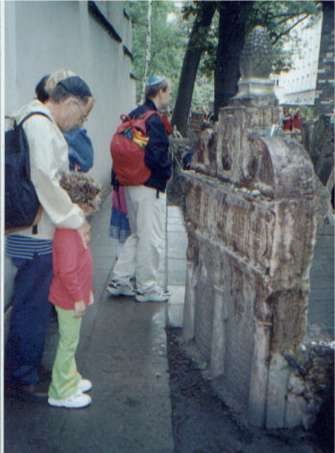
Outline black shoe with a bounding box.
[5,381,49,400]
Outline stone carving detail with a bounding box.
[235,26,276,101]
[181,26,318,429]
[240,26,273,79]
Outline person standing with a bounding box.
[5,70,94,398]
[48,173,100,409]
[107,75,172,303]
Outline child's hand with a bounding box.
[74,300,86,318]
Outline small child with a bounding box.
[48,173,101,409]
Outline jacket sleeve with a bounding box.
[24,116,85,229]
[64,128,94,172]
[145,115,172,180]
[53,230,84,302]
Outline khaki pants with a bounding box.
[112,185,165,293]
[48,306,82,400]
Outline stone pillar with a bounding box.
[182,26,317,428]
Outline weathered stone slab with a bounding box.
[181,26,318,430]
[266,353,290,428]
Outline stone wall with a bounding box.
[180,27,319,427]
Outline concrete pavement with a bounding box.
[5,191,331,453]
[5,194,177,453]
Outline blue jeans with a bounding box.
[5,253,52,385]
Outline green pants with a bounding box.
[48,306,82,400]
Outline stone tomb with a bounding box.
[182,106,317,428]
[181,28,317,428]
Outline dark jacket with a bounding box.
[129,100,172,192]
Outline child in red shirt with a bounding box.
[48,173,101,409]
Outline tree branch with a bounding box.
[268,11,312,20]
[271,14,310,45]
[274,12,311,28]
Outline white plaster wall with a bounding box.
[5,0,135,188]
[274,14,322,105]
[4,0,135,306]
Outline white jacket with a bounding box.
[9,100,85,239]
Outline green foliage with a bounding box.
[128,0,321,111]
[191,73,214,110]
[126,1,190,103]
[248,0,321,72]
[191,1,320,76]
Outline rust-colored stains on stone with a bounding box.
[268,290,308,352]
[221,137,232,171]
[270,200,317,288]
[182,74,317,428]
[186,231,199,266]
[230,265,245,320]
[248,136,274,187]
[254,275,272,323]
[198,139,205,164]
[192,126,218,177]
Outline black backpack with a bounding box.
[5,111,50,232]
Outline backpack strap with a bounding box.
[140,110,160,122]
[18,111,52,127]
[17,111,51,235]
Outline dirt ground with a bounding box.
[166,327,329,453]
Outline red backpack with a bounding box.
[110,110,159,186]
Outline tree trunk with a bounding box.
[172,3,216,136]
[214,1,254,119]
[142,0,152,100]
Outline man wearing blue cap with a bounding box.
[5,70,94,399]
[35,74,94,173]
[108,75,172,302]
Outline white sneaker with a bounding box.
[106,281,135,297]
[77,379,92,393]
[48,392,92,409]
[135,289,170,303]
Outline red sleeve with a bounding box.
[161,114,173,135]
[53,230,84,301]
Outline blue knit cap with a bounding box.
[146,75,166,87]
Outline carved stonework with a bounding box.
[235,26,276,103]
[181,25,318,430]
[240,26,273,79]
